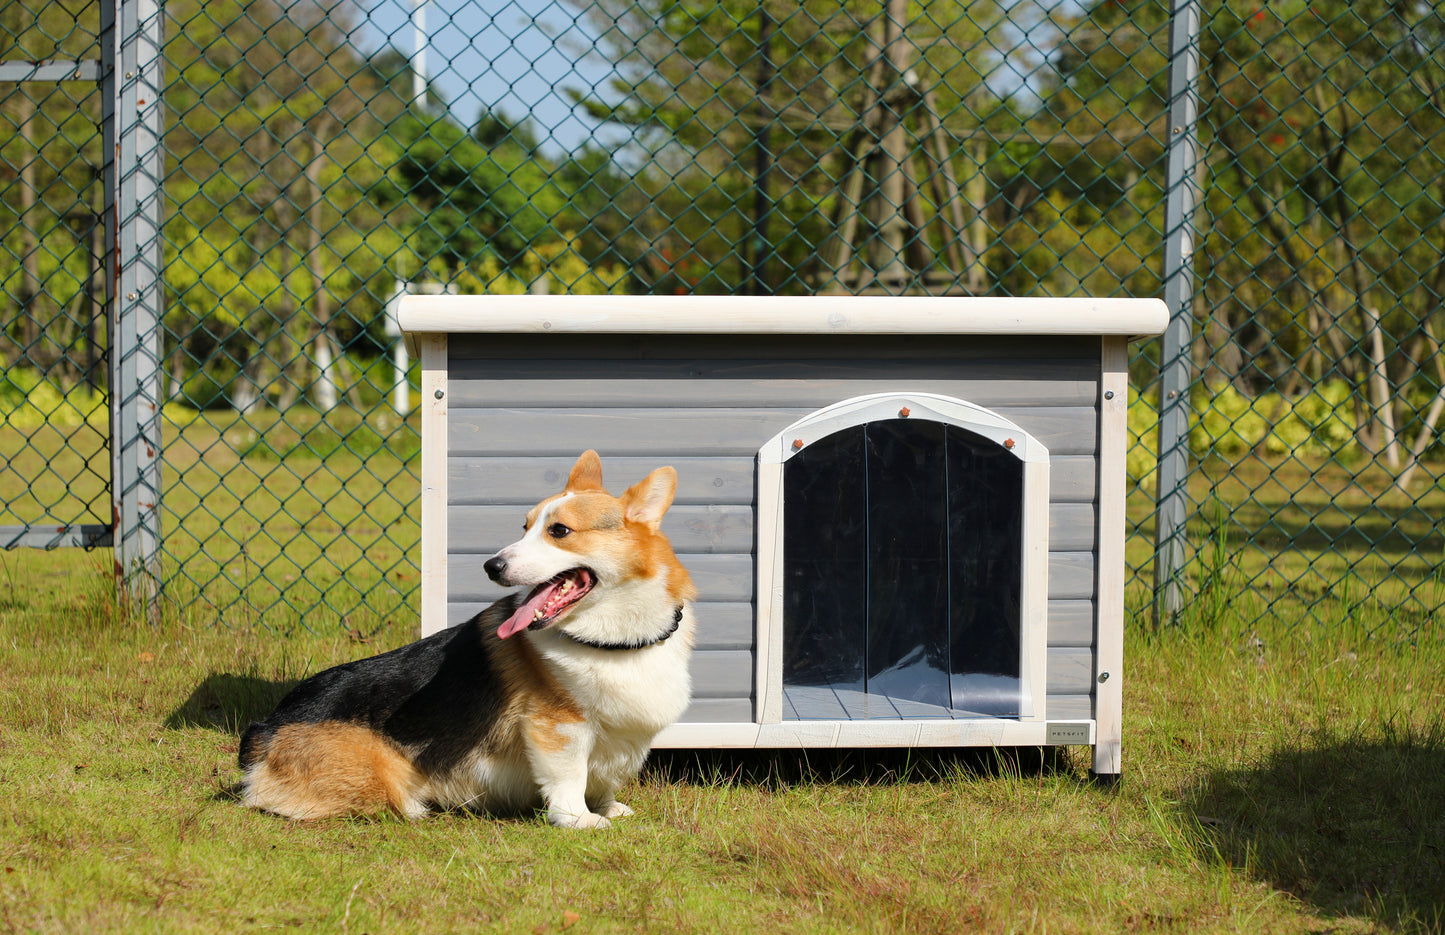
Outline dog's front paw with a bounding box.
[596,801,633,819]
[548,810,612,830]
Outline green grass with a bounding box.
[1,545,1442,933]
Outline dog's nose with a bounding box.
[483,555,508,583]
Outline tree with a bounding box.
[164,0,406,411]
[1203,0,1445,468]
[563,0,1033,294]
[390,112,558,271]
[1043,0,1445,473]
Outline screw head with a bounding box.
[792,438,804,450]
[1098,671,1110,683]
[1104,390,1115,400]
[1004,438,1015,449]
[898,407,911,418]
[434,388,444,400]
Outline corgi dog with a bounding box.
[237,450,697,829]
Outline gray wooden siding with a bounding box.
[445,333,1100,725]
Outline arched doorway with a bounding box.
[756,393,1049,722]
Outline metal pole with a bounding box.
[1152,0,1202,626]
[392,0,429,416]
[411,0,427,107]
[102,0,167,613]
[390,327,411,413]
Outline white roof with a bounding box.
[399,294,1167,339]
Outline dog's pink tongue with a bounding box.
[498,585,556,639]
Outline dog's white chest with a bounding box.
[577,643,691,729]
[537,623,694,735]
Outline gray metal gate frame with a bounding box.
[1154,0,1202,625]
[1,0,165,601]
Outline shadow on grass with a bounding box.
[165,673,298,734]
[643,745,1075,788]
[1183,731,1445,932]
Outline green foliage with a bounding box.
[451,242,628,296]
[390,115,556,268]
[176,366,235,412]
[0,370,105,429]
[1190,382,1359,460]
[1128,382,1363,487]
[162,197,285,334]
[1127,393,1161,488]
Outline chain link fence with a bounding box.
[3,0,1442,637]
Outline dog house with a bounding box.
[400,295,1167,779]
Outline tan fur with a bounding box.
[243,722,424,820]
[491,623,588,750]
[622,513,697,608]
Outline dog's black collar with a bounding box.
[559,605,685,651]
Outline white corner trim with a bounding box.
[1019,456,1050,722]
[754,458,786,725]
[1093,336,1129,774]
[399,294,1168,338]
[419,334,449,638]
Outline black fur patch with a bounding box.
[238,597,518,776]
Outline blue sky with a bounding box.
[348,0,1075,153]
[353,0,630,152]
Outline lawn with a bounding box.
[1,416,1443,932]
[2,549,1443,932]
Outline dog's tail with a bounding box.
[236,720,426,820]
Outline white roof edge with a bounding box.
[397,294,1168,338]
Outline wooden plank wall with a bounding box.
[444,334,1101,723]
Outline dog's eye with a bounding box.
[547,523,571,539]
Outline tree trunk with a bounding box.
[313,327,339,411]
[272,197,304,412]
[965,139,990,295]
[232,347,267,415]
[1361,305,1401,468]
[302,131,336,410]
[870,0,912,289]
[273,313,301,410]
[1392,321,1445,495]
[17,92,42,358]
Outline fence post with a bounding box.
[102,0,167,612]
[1153,0,1202,626]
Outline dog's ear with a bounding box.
[565,450,604,492]
[622,466,677,529]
